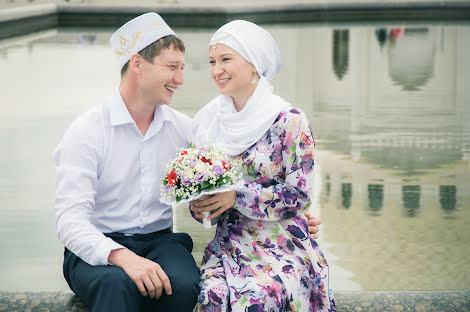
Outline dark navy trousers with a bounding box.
[63,230,200,312]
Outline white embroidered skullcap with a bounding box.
[209,20,282,80]
[110,12,176,68]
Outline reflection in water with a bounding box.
[78,34,97,45]
[375,28,387,47]
[0,23,469,292]
[341,183,352,209]
[402,185,421,217]
[368,184,384,213]
[439,185,457,213]
[387,27,436,91]
[332,30,349,80]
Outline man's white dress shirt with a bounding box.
[54,89,191,266]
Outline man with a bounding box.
[54,13,199,311]
[54,12,322,312]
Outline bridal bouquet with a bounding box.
[160,145,243,228]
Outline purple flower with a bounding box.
[213,165,224,176]
[189,158,199,168]
[195,172,208,183]
[164,184,171,193]
[198,148,208,157]
[181,175,191,186]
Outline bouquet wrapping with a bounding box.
[160,145,243,229]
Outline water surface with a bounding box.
[0,22,469,291]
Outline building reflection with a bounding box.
[402,185,420,217]
[333,29,349,80]
[368,184,384,214]
[326,174,463,218]
[439,185,457,214]
[341,183,352,209]
[387,28,436,91]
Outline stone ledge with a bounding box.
[1,289,469,311]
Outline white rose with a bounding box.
[195,162,206,173]
[184,168,195,179]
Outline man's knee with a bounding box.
[161,266,200,310]
[89,267,138,297]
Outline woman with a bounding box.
[190,20,335,311]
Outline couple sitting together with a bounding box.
[54,12,335,312]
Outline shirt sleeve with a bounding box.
[234,109,315,221]
[54,116,124,266]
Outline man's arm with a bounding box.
[108,249,172,299]
[54,116,124,266]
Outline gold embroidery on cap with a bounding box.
[115,22,165,56]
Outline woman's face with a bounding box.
[209,44,256,102]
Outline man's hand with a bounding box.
[190,191,236,220]
[108,248,172,299]
[304,212,321,239]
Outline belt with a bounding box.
[105,227,173,240]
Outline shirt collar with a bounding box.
[109,89,134,126]
[146,104,172,139]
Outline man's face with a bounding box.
[140,45,185,105]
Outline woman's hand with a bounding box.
[190,191,236,220]
[304,212,321,239]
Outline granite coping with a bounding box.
[0,289,469,311]
[1,1,470,24]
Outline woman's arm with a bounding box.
[234,109,315,221]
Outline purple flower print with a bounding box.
[300,154,314,174]
[195,172,208,183]
[282,131,293,155]
[269,143,283,165]
[287,225,306,240]
[282,264,294,274]
[247,303,265,312]
[297,176,307,189]
[290,108,300,114]
[277,235,295,254]
[292,238,306,250]
[208,289,223,305]
[213,165,224,176]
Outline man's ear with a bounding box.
[129,53,142,72]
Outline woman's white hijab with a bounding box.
[192,20,290,156]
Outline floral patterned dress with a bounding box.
[193,108,335,312]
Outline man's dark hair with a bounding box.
[121,35,185,76]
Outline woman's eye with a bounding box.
[209,60,215,65]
